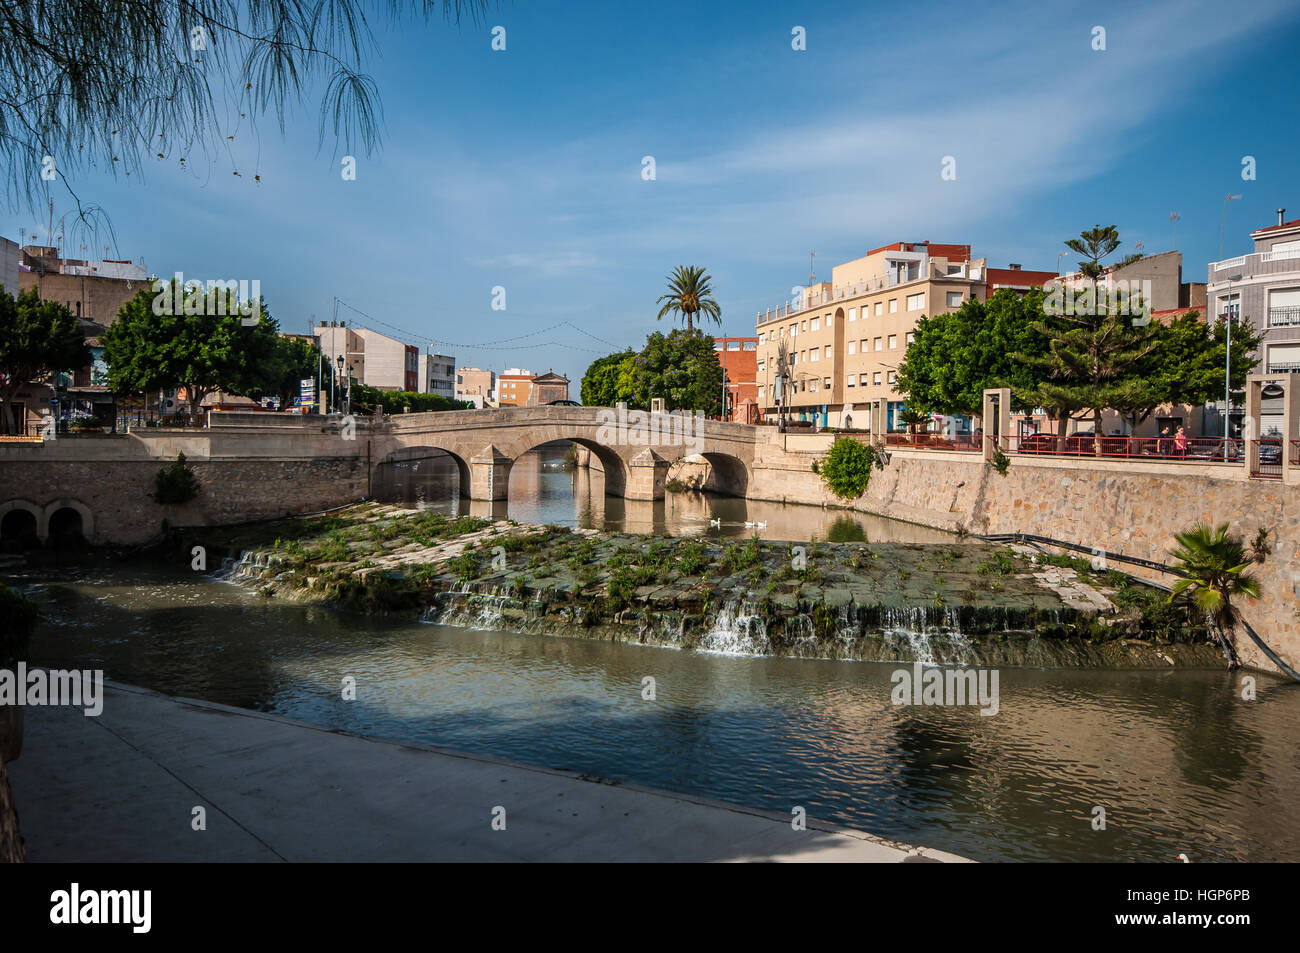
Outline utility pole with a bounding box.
[1220,194,1241,261]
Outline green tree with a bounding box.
[1168,523,1261,671]
[632,330,723,415]
[268,335,325,410]
[656,266,721,333]
[0,286,90,434]
[103,284,285,417]
[349,383,469,414]
[152,452,201,505]
[580,349,637,407]
[0,1,488,214]
[1018,228,1160,440]
[897,290,1049,418]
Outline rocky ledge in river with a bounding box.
[179,502,1219,669]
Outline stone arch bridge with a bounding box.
[0,407,769,546]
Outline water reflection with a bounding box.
[10,561,1300,863]
[374,442,956,544]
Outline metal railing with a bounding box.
[1250,439,1284,479]
[1268,306,1300,328]
[884,432,981,451]
[1003,433,1246,463]
[1292,440,1300,467]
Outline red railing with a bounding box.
[883,433,981,451]
[1250,440,1283,479]
[1004,433,1247,463]
[1291,440,1300,467]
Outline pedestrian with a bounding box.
[1174,426,1188,459]
[1158,424,1171,457]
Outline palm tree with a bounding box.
[1168,523,1261,670]
[656,266,721,333]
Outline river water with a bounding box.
[7,446,1299,862]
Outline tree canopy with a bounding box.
[580,349,637,407]
[631,330,723,416]
[656,266,721,333]
[0,285,90,433]
[1,0,489,220]
[897,289,1048,418]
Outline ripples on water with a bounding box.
[10,559,1300,863]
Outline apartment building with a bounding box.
[713,337,759,422]
[310,323,421,392]
[755,241,1052,431]
[1,237,18,295]
[1057,250,1205,313]
[18,244,149,326]
[496,368,536,407]
[419,353,457,400]
[456,367,496,407]
[1208,209,1300,375]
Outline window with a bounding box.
[758,332,765,344]
[874,337,882,351]
[824,345,832,358]
[801,320,807,331]
[824,377,831,389]
[848,341,856,355]
[859,373,869,386]
[728,341,740,351]
[946,292,963,307]
[810,317,820,331]
[888,370,898,384]
[873,371,882,385]
[889,299,898,313]
[846,374,855,387]
[790,323,798,337]
[826,313,833,327]
[758,385,765,400]
[874,302,883,316]
[810,349,819,362]
[906,332,915,346]
[1219,294,1240,321]
[810,379,819,392]
[800,350,806,362]
[848,308,857,322]
[907,293,925,311]
[888,334,898,349]
[743,341,757,350]
[757,360,766,373]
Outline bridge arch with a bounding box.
[510,437,627,499]
[0,499,42,550]
[43,498,94,545]
[697,452,751,496]
[374,445,472,501]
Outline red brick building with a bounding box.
[713,336,758,423]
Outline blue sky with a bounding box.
[12,0,1300,383]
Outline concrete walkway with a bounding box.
[9,681,968,862]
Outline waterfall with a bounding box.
[698,599,770,656]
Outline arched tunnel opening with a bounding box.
[47,507,85,548]
[0,509,40,552]
[373,447,470,513]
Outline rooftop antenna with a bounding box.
[1170,211,1181,250]
[808,249,817,285]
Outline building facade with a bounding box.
[419,353,456,399]
[496,368,536,407]
[755,241,1055,431]
[1208,210,1300,376]
[456,367,496,406]
[526,370,571,405]
[713,336,759,422]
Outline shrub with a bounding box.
[152,452,200,505]
[816,438,884,500]
[0,584,40,663]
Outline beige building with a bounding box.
[755,241,991,432]
[1057,249,1205,314]
[496,368,535,407]
[526,370,570,405]
[456,367,496,407]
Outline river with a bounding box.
[6,445,1299,862]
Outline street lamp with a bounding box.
[1223,273,1243,452]
[336,355,344,414]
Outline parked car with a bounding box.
[545,399,581,406]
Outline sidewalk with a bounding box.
[8,681,969,862]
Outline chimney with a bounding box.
[1008,263,1022,270]
[1279,208,1287,226]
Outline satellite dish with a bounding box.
[1261,383,1285,399]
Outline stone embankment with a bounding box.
[186,503,1218,668]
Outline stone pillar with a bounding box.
[625,448,669,501]
[468,444,511,501]
[1284,374,1300,484]
[1245,375,1265,476]
[982,388,1011,460]
[869,400,887,444]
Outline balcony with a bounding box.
[1210,247,1300,279]
[1268,306,1300,328]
